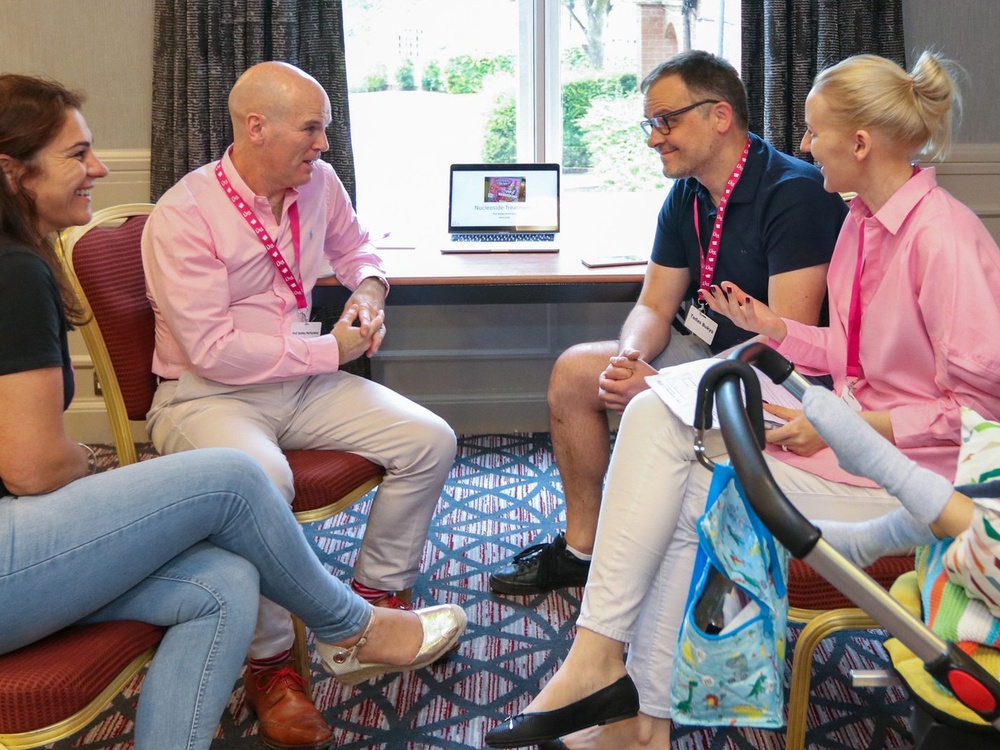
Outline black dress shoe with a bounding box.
[489,533,590,595]
[483,675,639,748]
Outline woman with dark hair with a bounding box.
[0,74,466,750]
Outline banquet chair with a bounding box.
[0,621,163,749]
[58,203,386,692]
[784,554,917,750]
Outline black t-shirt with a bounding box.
[650,133,848,352]
[0,241,74,496]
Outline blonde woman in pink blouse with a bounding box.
[485,51,1000,750]
[705,51,1000,478]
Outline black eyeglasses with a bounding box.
[639,100,721,137]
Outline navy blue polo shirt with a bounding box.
[650,133,847,353]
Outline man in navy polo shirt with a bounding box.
[490,50,847,596]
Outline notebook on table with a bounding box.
[439,163,561,253]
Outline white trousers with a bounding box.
[147,370,456,659]
[578,389,899,718]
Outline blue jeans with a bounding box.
[0,448,370,750]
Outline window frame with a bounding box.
[519,0,562,164]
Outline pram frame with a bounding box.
[693,341,1000,735]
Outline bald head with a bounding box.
[229,61,326,134]
[227,61,332,203]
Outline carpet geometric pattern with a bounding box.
[48,434,914,749]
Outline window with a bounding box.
[343,0,740,239]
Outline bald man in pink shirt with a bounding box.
[142,62,456,750]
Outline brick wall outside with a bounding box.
[637,0,684,81]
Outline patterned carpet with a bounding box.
[54,434,914,749]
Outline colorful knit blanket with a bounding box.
[917,408,1000,654]
[919,536,1000,651]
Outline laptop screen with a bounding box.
[447,163,560,233]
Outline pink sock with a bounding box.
[248,649,291,674]
[350,579,392,603]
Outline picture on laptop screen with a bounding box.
[484,176,525,203]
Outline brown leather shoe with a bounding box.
[243,664,334,750]
[371,592,413,610]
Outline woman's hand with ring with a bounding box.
[764,403,827,457]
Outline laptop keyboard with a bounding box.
[452,232,555,242]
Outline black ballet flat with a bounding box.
[483,675,639,748]
[536,741,569,749]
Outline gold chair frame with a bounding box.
[785,606,880,750]
[60,203,156,467]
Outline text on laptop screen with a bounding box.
[448,164,560,233]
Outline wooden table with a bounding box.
[310,228,650,417]
[312,198,656,427]
[316,242,647,306]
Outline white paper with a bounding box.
[719,599,761,634]
[645,356,802,429]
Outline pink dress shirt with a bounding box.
[142,149,386,385]
[774,167,1000,485]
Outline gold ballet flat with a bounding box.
[316,603,467,686]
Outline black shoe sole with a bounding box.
[484,712,634,747]
[488,575,581,596]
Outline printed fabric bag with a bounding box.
[670,461,789,728]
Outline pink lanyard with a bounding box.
[845,229,865,378]
[214,159,306,314]
[693,136,752,295]
[844,166,920,380]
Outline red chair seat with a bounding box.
[0,621,164,734]
[286,450,384,515]
[788,553,915,611]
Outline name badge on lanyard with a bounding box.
[291,321,322,337]
[684,305,718,345]
[214,155,312,328]
[841,385,864,412]
[689,137,752,346]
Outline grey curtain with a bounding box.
[741,0,906,157]
[150,0,355,203]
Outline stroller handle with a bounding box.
[698,342,1000,729]
[693,352,820,559]
[733,339,814,401]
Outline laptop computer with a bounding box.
[439,163,561,253]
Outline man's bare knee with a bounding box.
[549,341,617,412]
